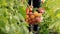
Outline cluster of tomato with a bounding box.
[25,6,45,25]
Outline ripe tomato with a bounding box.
[31,18,36,22]
[29,12,33,15]
[36,17,41,22]
[28,20,32,24]
[29,6,33,12]
[29,8,33,12]
[38,8,45,13]
[30,14,35,19]
[26,15,29,19]
[34,11,39,17]
[28,18,31,21]
[26,8,29,14]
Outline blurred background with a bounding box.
[0,0,60,34]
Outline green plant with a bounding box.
[0,0,29,34]
[39,0,60,34]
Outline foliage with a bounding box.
[39,0,60,34]
[0,0,29,34]
[0,0,60,34]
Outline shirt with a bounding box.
[28,0,41,8]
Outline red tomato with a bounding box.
[28,20,32,24]
[36,17,41,22]
[38,8,45,13]
[26,8,29,14]
[29,12,33,15]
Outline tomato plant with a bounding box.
[0,0,29,34]
[0,0,60,34]
[38,0,60,34]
